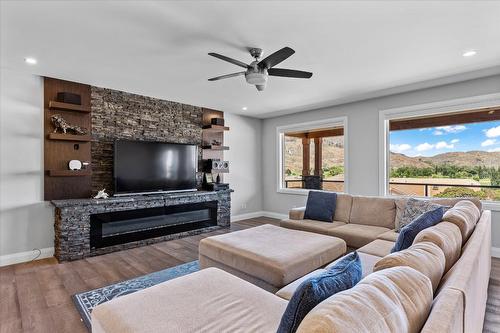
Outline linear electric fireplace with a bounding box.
[90,201,218,249]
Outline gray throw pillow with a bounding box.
[396,198,444,232]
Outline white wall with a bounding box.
[261,74,500,245]
[0,69,54,264]
[224,113,263,217]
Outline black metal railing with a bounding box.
[388,181,500,196]
[284,179,344,189]
[285,179,500,195]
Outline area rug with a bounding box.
[72,260,199,330]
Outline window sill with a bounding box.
[481,201,500,212]
[277,188,310,196]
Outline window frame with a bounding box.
[378,92,500,209]
[276,116,348,196]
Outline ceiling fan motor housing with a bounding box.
[245,63,268,85]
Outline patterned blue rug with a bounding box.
[72,260,199,331]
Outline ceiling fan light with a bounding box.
[245,72,268,85]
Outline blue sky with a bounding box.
[390,120,500,157]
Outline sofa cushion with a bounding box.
[394,197,481,230]
[91,267,288,333]
[326,251,381,278]
[442,200,480,243]
[277,251,380,301]
[438,211,491,333]
[413,221,462,273]
[374,242,445,292]
[276,269,326,301]
[280,219,346,236]
[357,239,395,257]
[349,196,396,228]
[277,252,362,333]
[377,230,399,242]
[329,224,391,248]
[421,288,464,333]
[333,193,353,223]
[289,207,306,220]
[397,198,445,232]
[199,224,346,288]
[296,266,433,333]
[304,191,337,222]
[392,207,444,252]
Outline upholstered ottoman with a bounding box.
[199,224,347,291]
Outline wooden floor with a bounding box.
[0,217,499,332]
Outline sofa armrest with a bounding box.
[289,207,306,220]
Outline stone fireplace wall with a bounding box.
[90,87,204,194]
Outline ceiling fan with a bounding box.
[208,47,312,91]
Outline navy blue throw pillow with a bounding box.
[303,191,337,222]
[392,207,444,253]
[277,251,362,333]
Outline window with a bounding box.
[277,118,347,194]
[386,107,500,201]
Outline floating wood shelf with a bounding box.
[49,101,91,113]
[48,169,92,177]
[48,133,92,142]
[202,125,230,132]
[202,145,229,150]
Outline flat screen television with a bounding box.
[114,140,197,196]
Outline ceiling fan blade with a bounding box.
[208,72,246,81]
[208,53,249,68]
[258,47,295,69]
[268,68,313,79]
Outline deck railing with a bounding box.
[285,179,500,196]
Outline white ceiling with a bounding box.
[2,1,500,118]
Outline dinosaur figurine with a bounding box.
[51,114,87,135]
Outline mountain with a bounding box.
[284,134,500,173]
[391,151,500,169]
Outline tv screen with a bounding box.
[114,140,197,195]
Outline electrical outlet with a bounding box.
[241,203,247,209]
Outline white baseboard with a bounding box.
[231,211,287,222]
[0,247,54,267]
[491,247,500,258]
[231,211,267,222]
[261,211,288,220]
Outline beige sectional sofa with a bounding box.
[280,194,490,333]
[92,195,490,333]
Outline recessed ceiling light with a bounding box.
[242,107,248,111]
[24,57,37,65]
[462,50,477,57]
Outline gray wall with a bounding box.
[224,113,263,216]
[0,69,54,258]
[261,74,500,245]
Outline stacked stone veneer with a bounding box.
[90,87,204,195]
[53,190,231,261]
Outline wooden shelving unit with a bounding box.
[202,125,230,132]
[48,169,92,177]
[202,145,229,150]
[44,77,92,200]
[49,100,91,113]
[48,133,92,142]
[201,109,229,187]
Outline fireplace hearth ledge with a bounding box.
[51,190,232,262]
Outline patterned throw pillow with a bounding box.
[276,251,362,333]
[397,198,444,232]
[392,207,445,252]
